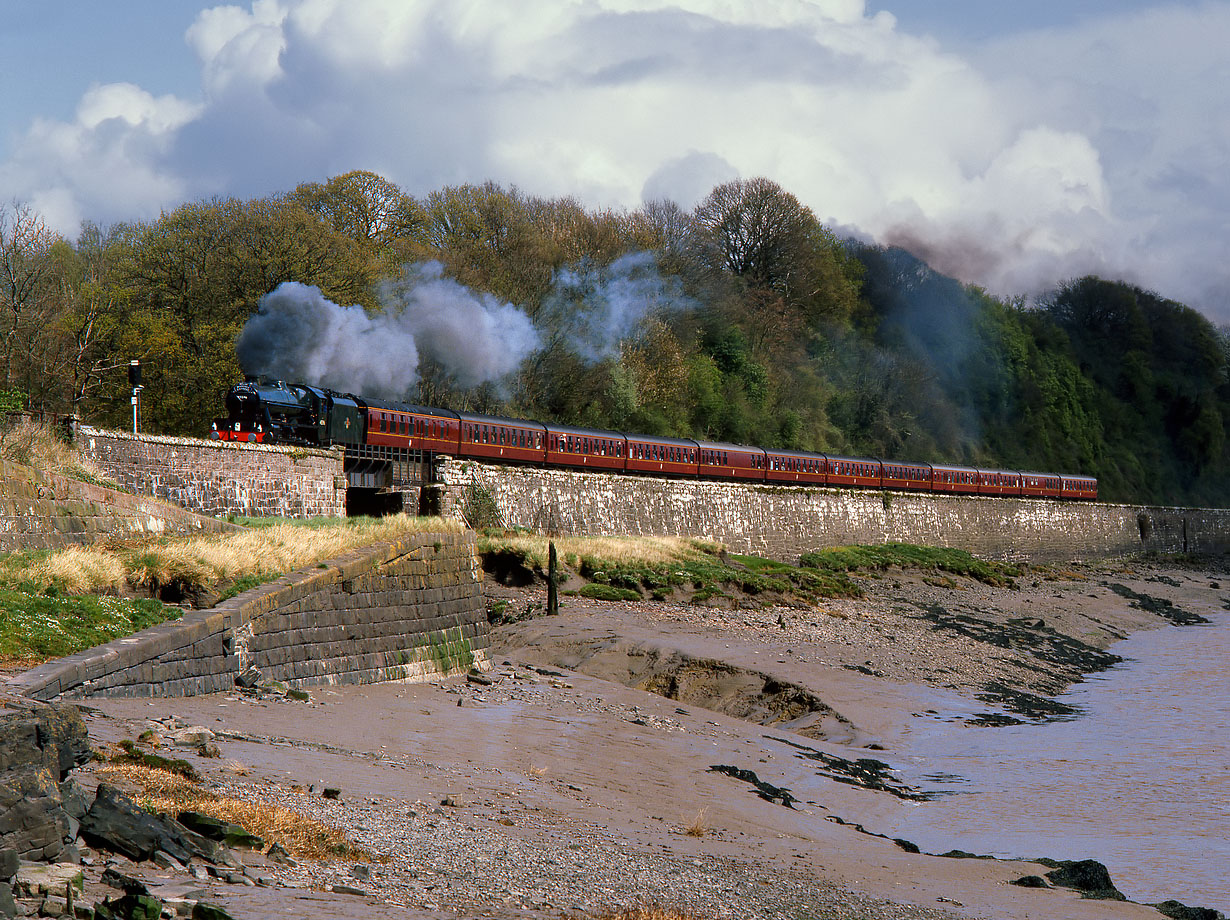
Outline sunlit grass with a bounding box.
[799,543,1026,588]
[98,762,370,860]
[2,514,465,597]
[476,532,724,572]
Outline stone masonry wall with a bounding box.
[438,459,1230,562]
[1,458,235,553]
[76,426,345,519]
[8,531,487,702]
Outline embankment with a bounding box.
[1,456,234,553]
[7,530,487,701]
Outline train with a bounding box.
[211,377,1098,501]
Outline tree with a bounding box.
[693,177,862,325]
[0,202,58,395]
[421,183,556,308]
[289,170,423,248]
[109,197,372,432]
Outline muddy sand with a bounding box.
[70,557,1228,920]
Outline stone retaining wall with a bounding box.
[8,531,487,701]
[76,426,345,520]
[437,459,1230,562]
[1,458,234,553]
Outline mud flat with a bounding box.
[69,557,1229,920]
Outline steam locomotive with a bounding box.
[211,377,1098,501]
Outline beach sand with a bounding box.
[70,556,1227,920]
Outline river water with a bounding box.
[881,610,1230,911]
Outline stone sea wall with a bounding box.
[76,426,345,520]
[0,457,233,553]
[8,531,487,702]
[437,459,1230,562]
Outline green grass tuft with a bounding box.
[578,583,643,602]
[217,573,279,602]
[111,739,202,782]
[799,543,1024,588]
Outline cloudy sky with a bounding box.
[3,0,1227,319]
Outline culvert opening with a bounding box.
[480,549,537,587]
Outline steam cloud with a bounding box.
[545,251,695,361]
[235,262,540,397]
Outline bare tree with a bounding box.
[0,202,57,397]
[694,178,862,324]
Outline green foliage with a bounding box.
[462,480,502,529]
[0,587,176,661]
[799,543,1024,588]
[0,388,27,412]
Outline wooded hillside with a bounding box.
[3,172,1227,506]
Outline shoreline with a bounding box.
[24,555,1230,919]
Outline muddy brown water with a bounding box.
[873,609,1230,911]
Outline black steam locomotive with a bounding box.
[212,377,1097,500]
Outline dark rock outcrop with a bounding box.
[79,784,222,864]
[0,692,90,861]
[1152,900,1226,920]
[1039,858,1126,900]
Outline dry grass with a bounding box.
[7,514,464,597]
[683,809,708,838]
[98,762,370,861]
[0,417,113,484]
[36,546,129,595]
[478,532,725,571]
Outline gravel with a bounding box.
[213,775,970,920]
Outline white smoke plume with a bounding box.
[378,262,541,388]
[235,262,540,397]
[545,251,694,361]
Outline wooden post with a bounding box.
[547,541,559,616]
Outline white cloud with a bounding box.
[0,83,200,232]
[2,0,1227,318]
[187,0,287,94]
